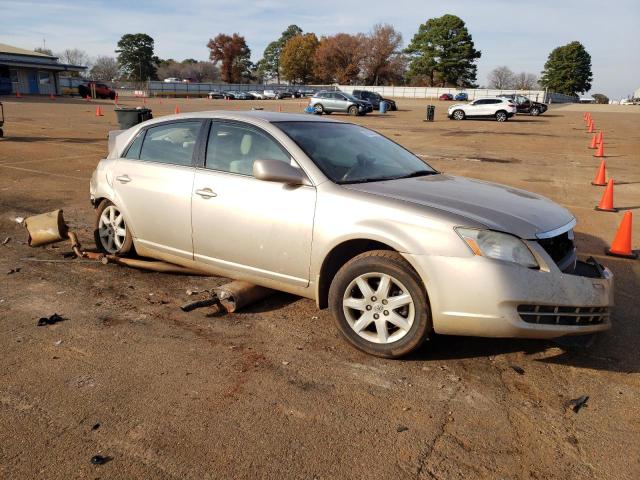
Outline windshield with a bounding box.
[342,93,359,102]
[275,122,437,184]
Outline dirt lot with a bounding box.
[1,96,639,480]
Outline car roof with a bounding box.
[140,110,342,127]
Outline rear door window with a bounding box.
[139,121,202,166]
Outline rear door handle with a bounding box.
[195,188,217,199]
[116,175,131,184]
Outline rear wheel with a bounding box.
[452,109,465,120]
[348,105,359,116]
[329,250,431,358]
[496,110,508,122]
[530,107,540,116]
[313,104,324,115]
[94,200,133,255]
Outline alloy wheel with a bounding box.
[343,272,415,344]
[98,205,127,254]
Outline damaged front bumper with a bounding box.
[404,252,613,339]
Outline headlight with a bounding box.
[455,228,538,268]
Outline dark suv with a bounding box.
[498,94,547,116]
[351,90,397,111]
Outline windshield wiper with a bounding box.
[389,170,438,180]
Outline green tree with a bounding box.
[404,14,481,87]
[258,25,303,82]
[116,33,159,81]
[592,93,609,104]
[281,33,319,84]
[539,41,592,95]
[207,33,252,83]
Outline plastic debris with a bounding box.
[511,365,525,375]
[568,395,589,413]
[2,236,10,245]
[91,423,101,431]
[90,455,111,465]
[15,217,24,224]
[37,313,64,326]
[6,267,21,275]
[396,425,409,433]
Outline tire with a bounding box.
[313,104,324,115]
[348,105,359,116]
[0,128,3,138]
[530,107,540,116]
[329,250,432,358]
[452,109,465,120]
[495,110,508,122]
[94,200,133,255]
[109,92,116,100]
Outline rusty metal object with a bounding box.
[214,280,274,313]
[24,210,68,247]
[102,256,209,276]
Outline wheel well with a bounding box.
[317,239,394,309]
[92,196,106,209]
[496,109,507,115]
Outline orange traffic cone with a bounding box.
[589,133,598,149]
[95,106,103,117]
[591,160,607,186]
[596,131,603,146]
[595,179,617,212]
[49,93,55,100]
[174,105,181,114]
[16,90,22,98]
[588,121,595,133]
[594,140,605,158]
[606,212,637,259]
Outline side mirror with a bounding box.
[253,159,309,186]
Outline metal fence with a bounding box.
[143,81,337,97]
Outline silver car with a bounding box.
[90,111,613,358]
[309,91,373,116]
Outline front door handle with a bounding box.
[116,175,131,184]
[195,188,217,199]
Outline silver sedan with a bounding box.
[90,111,613,358]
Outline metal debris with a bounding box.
[2,236,10,245]
[511,365,525,375]
[568,395,589,413]
[6,267,21,275]
[396,425,409,433]
[90,455,111,465]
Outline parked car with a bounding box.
[498,94,548,116]
[439,93,453,101]
[91,111,612,358]
[208,91,224,99]
[233,92,254,100]
[248,91,265,99]
[163,77,181,83]
[448,97,517,122]
[454,92,468,101]
[295,88,317,98]
[309,91,373,116]
[222,91,236,100]
[263,90,277,99]
[351,90,397,111]
[78,82,116,100]
[276,90,294,99]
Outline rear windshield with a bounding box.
[275,121,437,184]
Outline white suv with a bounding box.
[448,97,517,122]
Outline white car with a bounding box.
[263,90,277,99]
[163,77,181,83]
[248,91,265,99]
[448,97,517,122]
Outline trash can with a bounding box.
[114,107,152,130]
[379,101,388,114]
[426,105,435,122]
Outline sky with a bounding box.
[1,0,638,98]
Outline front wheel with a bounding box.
[313,104,324,115]
[348,105,359,116]
[94,200,133,255]
[530,107,540,116]
[452,109,465,120]
[329,250,431,358]
[496,111,508,122]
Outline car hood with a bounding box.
[345,174,574,239]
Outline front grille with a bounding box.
[537,232,574,264]
[518,304,609,325]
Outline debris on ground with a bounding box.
[90,455,111,465]
[567,395,589,413]
[6,267,21,274]
[511,365,525,375]
[54,340,63,346]
[37,313,65,326]
[91,423,101,431]
[180,295,221,313]
[2,236,10,245]
[14,217,24,224]
[282,361,290,366]
[396,425,409,433]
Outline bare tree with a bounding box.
[361,24,403,85]
[90,56,119,81]
[512,71,538,90]
[57,48,91,77]
[314,33,366,84]
[487,66,515,89]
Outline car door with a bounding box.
[111,120,203,259]
[334,93,350,112]
[191,121,316,287]
[466,99,485,117]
